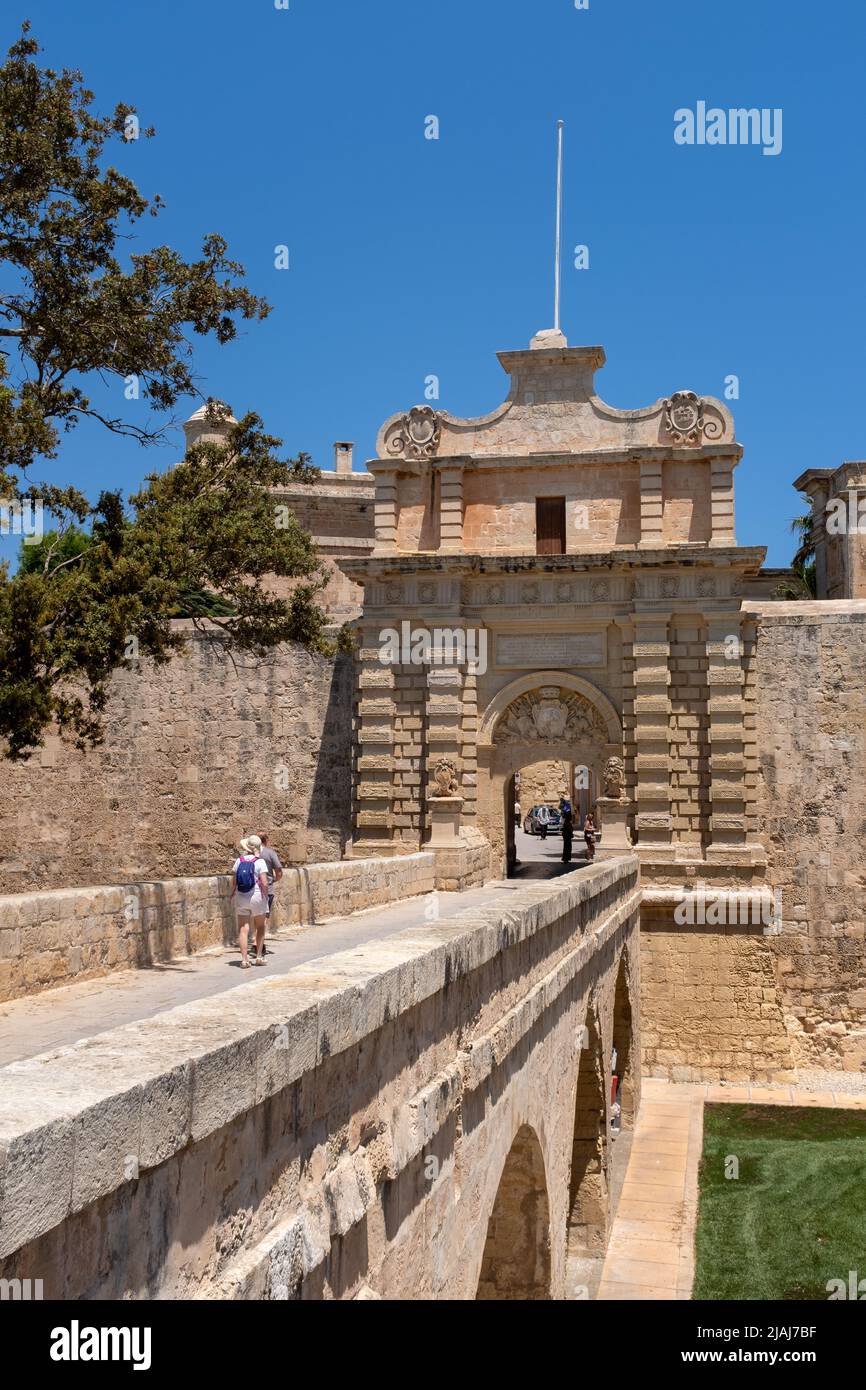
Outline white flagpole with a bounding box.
[554,119,564,333]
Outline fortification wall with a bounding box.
[640,602,866,1081]
[0,627,355,894]
[754,603,866,1072]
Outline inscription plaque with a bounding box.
[495,632,604,669]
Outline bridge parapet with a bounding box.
[0,854,640,1300]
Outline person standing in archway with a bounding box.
[561,803,574,863]
[537,803,550,840]
[583,811,596,861]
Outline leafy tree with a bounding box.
[0,27,328,759]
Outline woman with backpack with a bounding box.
[231,835,270,968]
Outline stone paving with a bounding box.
[0,880,526,1067]
[597,1077,866,1300]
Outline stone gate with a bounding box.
[341,330,768,894]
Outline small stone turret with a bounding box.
[182,400,237,452]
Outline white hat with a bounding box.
[239,834,262,856]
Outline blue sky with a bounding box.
[4,0,866,566]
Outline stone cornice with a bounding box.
[339,545,768,583]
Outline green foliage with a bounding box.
[0,412,329,759]
[0,27,328,759]
[693,1104,866,1300]
[16,524,92,575]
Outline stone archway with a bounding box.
[477,673,623,877]
[476,1123,552,1300]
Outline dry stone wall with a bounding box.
[0,626,354,894]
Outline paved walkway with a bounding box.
[0,881,527,1067]
[597,1077,866,1300]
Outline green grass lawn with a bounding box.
[692,1103,866,1300]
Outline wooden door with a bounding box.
[536,497,566,555]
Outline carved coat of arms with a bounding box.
[386,406,441,461]
[663,391,724,446]
[493,689,607,745]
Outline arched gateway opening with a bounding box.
[477,672,623,878]
[476,1124,552,1300]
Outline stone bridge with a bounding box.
[0,856,639,1300]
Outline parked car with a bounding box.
[523,804,562,836]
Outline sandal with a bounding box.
[254,955,266,966]
[241,959,251,969]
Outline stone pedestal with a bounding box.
[426,796,463,847]
[596,797,632,852]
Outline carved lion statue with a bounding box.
[433,758,459,796]
[602,756,625,800]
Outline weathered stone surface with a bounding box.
[0,632,355,893]
[0,856,640,1300]
[0,854,434,1003]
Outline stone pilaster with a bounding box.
[460,664,479,823]
[425,660,463,838]
[638,459,663,548]
[709,457,736,546]
[705,614,749,857]
[616,618,637,844]
[632,615,674,857]
[667,619,709,856]
[372,466,398,553]
[439,465,465,553]
[392,661,427,847]
[352,627,397,854]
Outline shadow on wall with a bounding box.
[304,650,353,859]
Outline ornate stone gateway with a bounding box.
[339,332,768,889]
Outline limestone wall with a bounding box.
[0,627,354,894]
[639,601,866,1081]
[517,760,570,814]
[754,603,866,1072]
[0,854,434,1005]
[0,857,640,1300]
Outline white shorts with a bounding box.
[235,892,267,920]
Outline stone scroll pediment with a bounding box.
[374,341,736,463]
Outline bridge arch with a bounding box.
[566,1006,609,1269]
[476,1123,552,1300]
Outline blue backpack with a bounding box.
[236,857,257,893]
